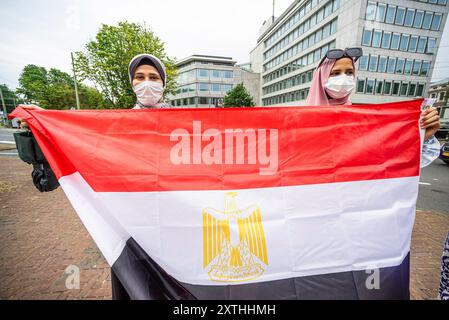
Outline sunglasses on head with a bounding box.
[318,47,363,68]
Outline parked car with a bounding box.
[440,142,449,164]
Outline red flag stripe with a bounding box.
[9,99,423,192]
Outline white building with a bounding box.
[250,0,449,106]
[168,55,261,108]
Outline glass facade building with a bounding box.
[169,55,237,108]
[250,0,448,106]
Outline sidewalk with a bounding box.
[1,156,448,300]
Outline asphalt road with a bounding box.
[418,158,449,214]
[1,127,448,213]
[0,128,18,157]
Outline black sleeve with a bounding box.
[14,131,60,192]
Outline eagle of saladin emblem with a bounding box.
[202,192,268,282]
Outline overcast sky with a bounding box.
[1,0,448,90]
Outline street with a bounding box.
[419,158,449,214]
[0,128,18,157]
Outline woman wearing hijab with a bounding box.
[17,53,171,119]
[15,54,171,299]
[128,53,171,109]
[306,47,441,167]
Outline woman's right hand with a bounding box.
[15,104,45,130]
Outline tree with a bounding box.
[73,21,177,109]
[223,83,255,107]
[0,84,24,113]
[17,64,108,110]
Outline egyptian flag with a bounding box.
[10,99,424,300]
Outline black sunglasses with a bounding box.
[318,47,363,68]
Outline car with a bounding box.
[440,142,449,164]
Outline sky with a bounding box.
[1,0,449,90]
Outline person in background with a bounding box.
[438,232,449,300]
[306,47,441,168]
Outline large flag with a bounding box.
[10,100,424,300]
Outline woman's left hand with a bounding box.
[421,107,441,140]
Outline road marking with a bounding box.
[419,182,431,186]
[0,141,15,144]
[0,153,18,156]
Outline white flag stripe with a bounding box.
[59,173,418,286]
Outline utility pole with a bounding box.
[71,52,81,110]
[0,87,7,126]
[272,0,275,20]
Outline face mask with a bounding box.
[133,81,164,107]
[324,74,355,99]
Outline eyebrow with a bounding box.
[134,72,160,77]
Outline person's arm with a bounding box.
[15,104,45,130]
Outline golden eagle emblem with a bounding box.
[202,192,268,282]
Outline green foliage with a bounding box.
[17,64,108,110]
[73,21,177,109]
[0,84,24,113]
[223,83,255,107]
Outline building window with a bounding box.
[199,97,209,105]
[409,36,418,52]
[404,9,415,27]
[372,30,382,47]
[211,83,220,92]
[404,60,413,75]
[421,61,430,76]
[391,33,401,50]
[387,57,396,73]
[198,69,209,78]
[212,70,220,78]
[431,13,442,30]
[376,80,383,94]
[400,34,409,51]
[427,38,436,54]
[396,59,405,74]
[366,1,377,20]
[422,12,433,29]
[384,81,392,95]
[199,83,209,91]
[414,10,424,28]
[385,5,396,24]
[376,3,387,22]
[416,84,425,97]
[395,7,406,25]
[362,29,372,46]
[366,79,375,94]
[223,70,233,78]
[392,82,401,95]
[369,55,378,72]
[382,32,391,49]
[400,83,409,96]
[378,56,388,73]
[412,60,421,76]
[417,37,427,53]
[439,92,445,101]
[358,55,369,71]
[357,79,366,93]
[408,83,417,96]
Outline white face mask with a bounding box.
[133,81,164,107]
[324,74,355,99]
